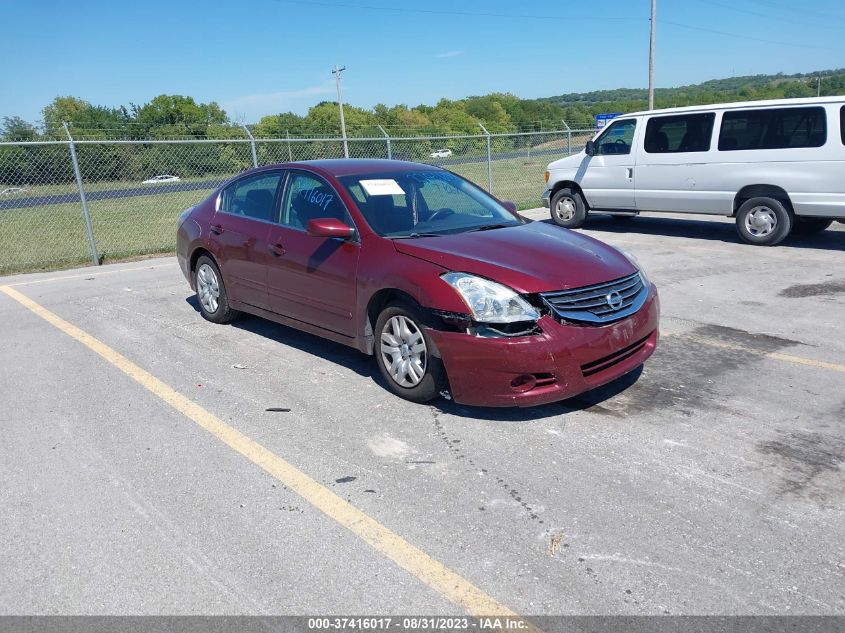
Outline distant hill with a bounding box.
[542,69,845,126]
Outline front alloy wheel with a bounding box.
[380,315,427,387]
[374,303,447,403]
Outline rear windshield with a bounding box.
[718,107,826,151]
[337,170,521,238]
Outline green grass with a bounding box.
[0,155,554,275]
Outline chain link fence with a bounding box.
[0,126,593,275]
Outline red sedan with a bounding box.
[176,160,659,407]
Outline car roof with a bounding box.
[259,159,443,178]
[620,95,845,119]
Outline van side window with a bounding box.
[595,119,636,155]
[644,113,715,153]
[841,106,845,145]
[718,107,826,151]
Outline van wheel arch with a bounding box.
[733,185,792,217]
[551,180,589,209]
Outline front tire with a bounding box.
[550,188,587,228]
[374,303,446,403]
[735,197,793,246]
[194,255,240,324]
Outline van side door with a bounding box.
[635,112,717,213]
[578,118,639,211]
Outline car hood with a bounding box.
[393,221,637,294]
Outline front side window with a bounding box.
[338,170,522,238]
[718,107,827,151]
[595,119,637,155]
[219,171,282,221]
[645,113,715,153]
[280,172,350,230]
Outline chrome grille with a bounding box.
[541,272,648,324]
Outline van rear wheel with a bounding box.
[550,188,587,228]
[735,197,793,246]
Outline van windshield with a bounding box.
[337,170,522,238]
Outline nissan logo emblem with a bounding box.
[605,291,623,310]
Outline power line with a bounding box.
[658,19,840,52]
[694,0,841,29]
[272,0,645,22]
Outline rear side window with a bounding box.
[718,107,826,151]
[645,113,715,153]
[841,106,845,145]
[219,171,282,221]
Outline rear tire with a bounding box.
[793,218,833,234]
[194,255,241,324]
[550,188,587,229]
[735,197,793,246]
[374,302,447,403]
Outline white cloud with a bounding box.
[436,50,464,58]
[222,83,336,122]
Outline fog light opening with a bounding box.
[510,374,537,393]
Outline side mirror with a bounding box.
[585,140,596,156]
[306,218,355,239]
[501,200,518,213]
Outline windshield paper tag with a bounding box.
[360,179,405,196]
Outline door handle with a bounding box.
[210,223,223,235]
[268,243,286,257]
[626,168,634,180]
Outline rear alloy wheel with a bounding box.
[550,187,587,229]
[793,218,833,235]
[194,255,240,324]
[374,303,446,403]
[735,197,793,246]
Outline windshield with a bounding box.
[337,170,522,238]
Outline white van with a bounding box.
[542,96,845,245]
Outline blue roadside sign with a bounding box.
[595,112,623,131]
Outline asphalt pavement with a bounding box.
[0,211,843,616]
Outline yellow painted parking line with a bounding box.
[0,284,527,622]
[7,263,171,287]
[678,334,845,373]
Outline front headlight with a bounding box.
[441,273,540,323]
[618,248,650,287]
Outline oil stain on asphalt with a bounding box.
[779,279,845,298]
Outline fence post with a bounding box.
[478,122,493,193]
[377,124,392,160]
[241,124,258,168]
[286,131,293,162]
[63,122,100,266]
[562,120,572,155]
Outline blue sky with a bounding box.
[1,0,843,123]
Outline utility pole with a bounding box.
[817,75,822,97]
[332,64,349,158]
[648,0,656,110]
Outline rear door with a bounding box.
[265,170,361,337]
[635,112,717,212]
[579,118,639,210]
[210,170,283,310]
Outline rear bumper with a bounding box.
[428,287,659,407]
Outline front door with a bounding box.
[210,170,283,310]
[266,171,360,337]
[578,118,639,211]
